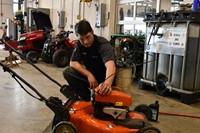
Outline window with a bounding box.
[116,0,159,35]
[13,0,19,13]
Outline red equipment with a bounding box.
[17,30,45,51]
[5,11,53,63]
[41,31,77,67]
[69,90,144,133]
[51,87,161,133]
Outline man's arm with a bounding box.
[97,60,116,96]
[105,60,116,86]
[95,37,116,95]
[70,61,98,89]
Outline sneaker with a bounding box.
[60,85,77,99]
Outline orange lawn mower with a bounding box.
[0,40,161,133]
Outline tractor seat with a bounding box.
[95,89,132,106]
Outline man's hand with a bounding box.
[96,82,112,96]
[87,73,98,89]
[70,61,98,89]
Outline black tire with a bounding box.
[26,51,40,63]
[19,52,27,60]
[41,52,52,63]
[137,126,161,133]
[156,85,168,96]
[138,81,147,90]
[53,49,70,67]
[41,39,55,63]
[156,73,168,96]
[134,104,152,121]
[52,121,77,133]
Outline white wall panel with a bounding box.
[183,0,193,3]
[39,0,116,39]
[0,0,14,27]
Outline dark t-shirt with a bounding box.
[71,35,115,83]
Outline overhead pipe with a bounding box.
[0,0,2,25]
[35,0,39,8]
[83,1,85,19]
[70,0,74,29]
[58,0,66,29]
[60,0,65,11]
[77,0,82,20]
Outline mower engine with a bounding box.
[94,90,132,120]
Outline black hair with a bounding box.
[75,20,93,35]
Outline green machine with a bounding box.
[110,34,145,80]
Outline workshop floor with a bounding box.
[0,48,200,133]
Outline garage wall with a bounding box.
[160,0,171,11]
[65,0,116,39]
[0,0,14,27]
[38,0,116,40]
[184,0,193,3]
[37,0,194,39]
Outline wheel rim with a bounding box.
[143,129,159,133]
[59,56,68,65]
[53,121,76,133]
[54,124,75,133]
[27,53,38,63]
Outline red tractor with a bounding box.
[5,11,53,63]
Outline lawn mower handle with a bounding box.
[0,61,47,102]
[2,40,63,88]
[0,60,70,122]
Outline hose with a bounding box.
[160,111,200,119]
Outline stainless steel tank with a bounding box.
[157,54,170,77]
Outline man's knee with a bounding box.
[63,66,76,81]
[63,66,84,81]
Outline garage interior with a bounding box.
[1,0,200,133]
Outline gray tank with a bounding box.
[157,54,170,77]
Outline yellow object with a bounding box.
[115,102,123,106]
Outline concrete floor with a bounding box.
[1,48,200,133]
